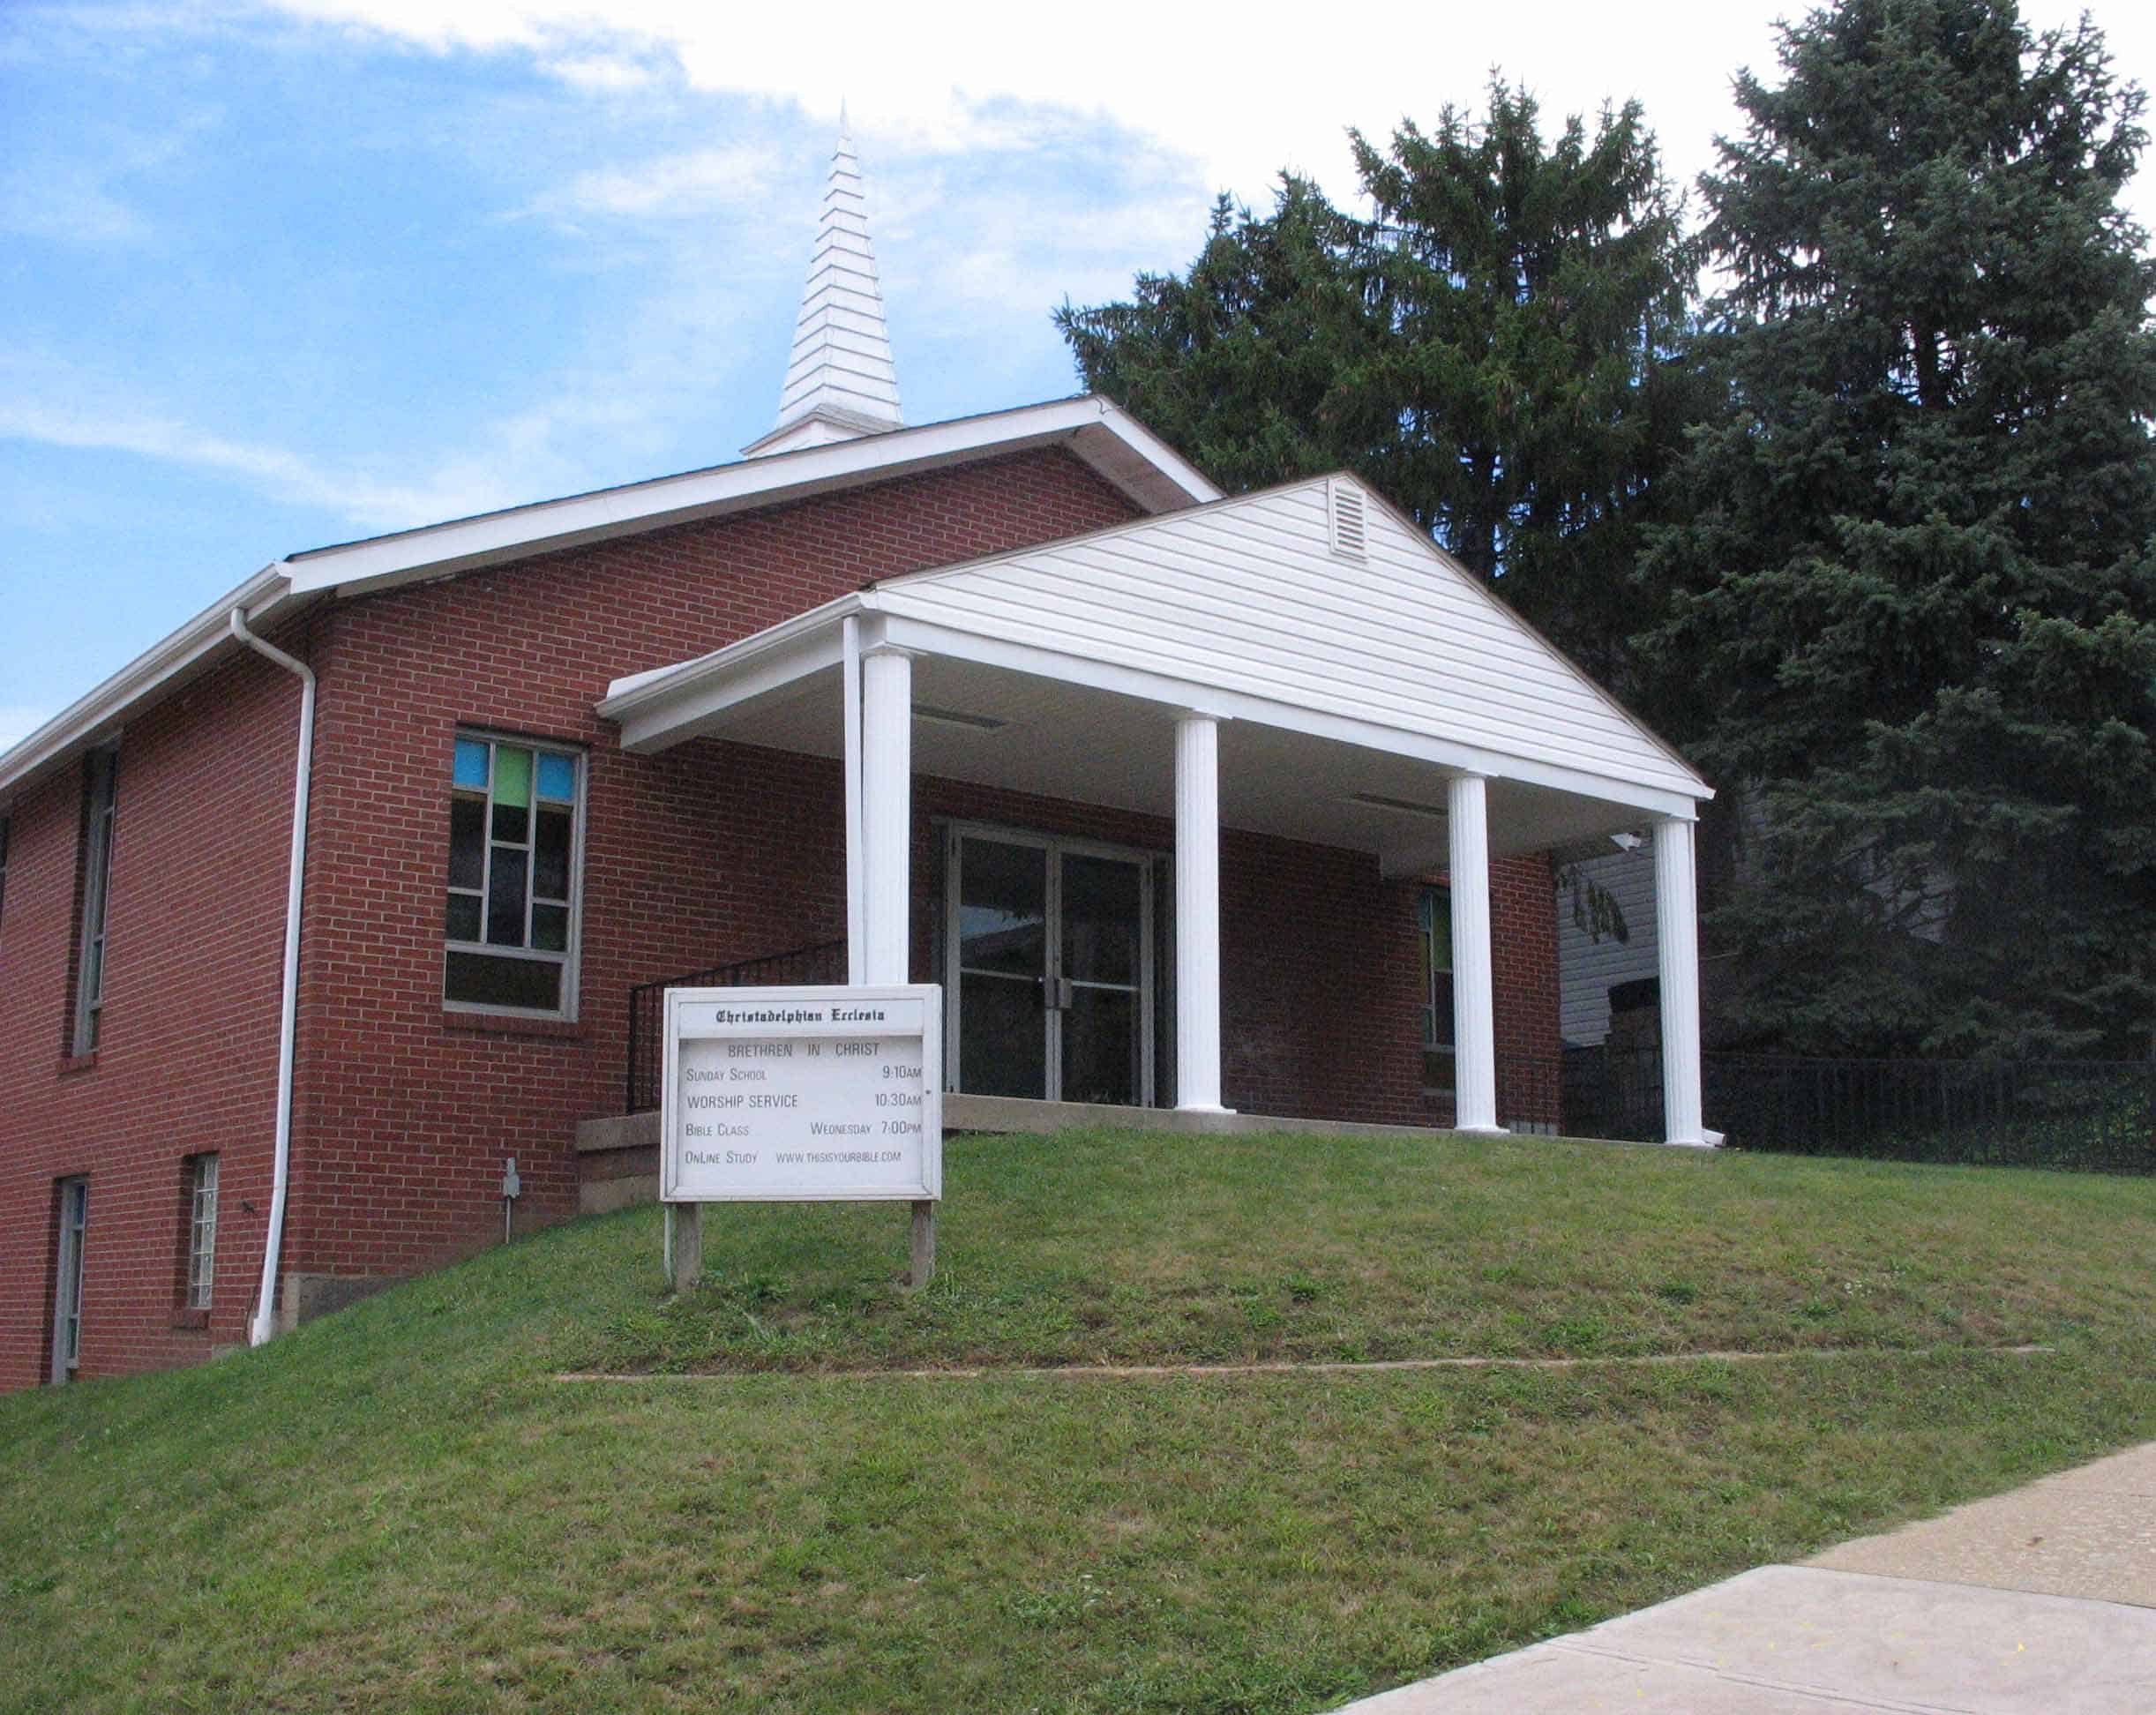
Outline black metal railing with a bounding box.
[1703,1054,2154,1171]
[1560,1045,2155,1171]
[1561,1043,1668,1142]
[1495,1052,1566,1135]
[624,939,847,1113]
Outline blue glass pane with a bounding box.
[453,738,490,789]
[536,753,575,802]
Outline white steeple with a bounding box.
[745,113,903,458]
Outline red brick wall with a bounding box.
[281,448,1142,1286]
[899,777,1556,1127]
[0,643,305,1390]
[0,440,1566,1391]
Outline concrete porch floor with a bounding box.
[573,1096,1483,1216]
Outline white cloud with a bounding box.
[544,54,659,91]
[0,393,517,528]
[535,142,785,221]
[253,0,2156,230]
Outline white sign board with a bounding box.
[660,985,941,1203]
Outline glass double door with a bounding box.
[947,829,1154,1106]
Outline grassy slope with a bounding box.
[3,1130,2152,1715]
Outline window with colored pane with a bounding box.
[445,735,582,1014]
[1419,886,1455,1089]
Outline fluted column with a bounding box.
[1447,773,1502,1134]
[1174,714,1229,1112]
[1655,816,1710,1146]
[860,647,913,985]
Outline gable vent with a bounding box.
[1328,477,1367,561]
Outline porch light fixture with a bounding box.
[915,705,1008,732]
[1345,791,1450,821]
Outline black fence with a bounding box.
[1562,1045,2155,1172]
[624,939,847,1114]
[1494,1053,1566,1135]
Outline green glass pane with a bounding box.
[1425,888,1452,967]
[536,753,575,802]
[446,892,482,942]
[494,746,532,809]
[453,738,490,790]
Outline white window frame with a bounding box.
[51,1178,87,1384]
[1419,883,1456,1091]
[186,1154,220,1311]
[443,731,588,1021]
[73,748,119,1054]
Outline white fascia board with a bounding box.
[0,565,297,806]
[1346,474,1713,801]
[286,397,1212,601]
[601,596,861,751]
[874,612,1705,821]
[1076,403,1221,506]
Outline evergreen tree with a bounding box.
[1059,84,1703,682]
[1054,177,1386,499]
[1641,0,2156,1057]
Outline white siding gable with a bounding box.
[877,476,1707,806]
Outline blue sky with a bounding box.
[4,0,2152,750]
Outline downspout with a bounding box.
[228,607,315,1348]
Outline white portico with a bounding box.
[598,468,1718,1145]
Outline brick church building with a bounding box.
[0,125,1714,1390]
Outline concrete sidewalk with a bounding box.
[1341,1442,2156,1712]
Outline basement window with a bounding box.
[1418,885,1455,1091]
[445,733,585,1018]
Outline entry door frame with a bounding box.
[941,822,1157,1107]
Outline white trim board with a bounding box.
[600,476,1714,822]
[0,396,1216,808]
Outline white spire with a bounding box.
[745,115,902,458]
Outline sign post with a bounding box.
[660,984,942,1292]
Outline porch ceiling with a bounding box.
[695,655,1654,867]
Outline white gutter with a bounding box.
[228,609,316,1348]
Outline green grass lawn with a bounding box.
[4,1129,2152,1714]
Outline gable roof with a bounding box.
[0,396,1220,807]
[602,472,1711,819]
[872,473,1709,803]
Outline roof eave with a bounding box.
[287,396,1219,602]
[0,564,301,807]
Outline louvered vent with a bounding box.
[1328,478,1367,561]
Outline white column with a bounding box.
[841,616,865,985]
[1174,713,1230,1112]
[1654,816,1711,1146]
[860,646,913,985]
[1447,773,1502,1134]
